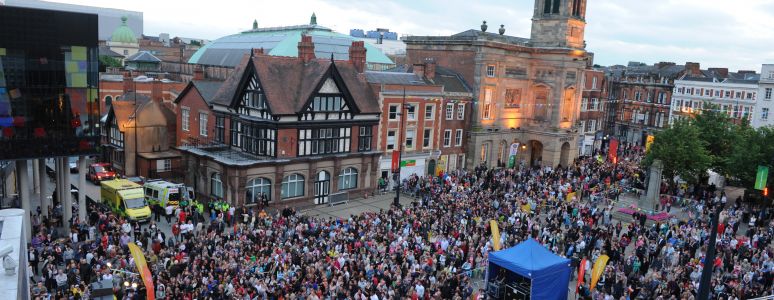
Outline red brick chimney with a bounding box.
[708,67,729,78]
[151,79,163,102]
[412,63,425,79]
[298,35,315,63]
[252,48,264,57]
[685,62,701,76]
[193,65,205,80]
[348,41,367,73]
[424,58,436,81]
[123,74,134,93]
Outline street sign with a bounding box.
[755,165,768,190]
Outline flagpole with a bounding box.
[393,88,406,208]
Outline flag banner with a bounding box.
[490,220,501,251]
[391,150,400,172]
[400,160,416,167]
[507,143,520,168]
[128,242,155,300]
[566,192,577,202]
[590,255,609,291]
[755,165,768,190]
[577,258,587,292]
[608,139,618,163]
[645,135,655,152]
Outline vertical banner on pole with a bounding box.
[391,150,400,173]
[128,242,155,300]
[755,165,768,190]
[590,255,609,291]
[608,139,619,164]
[490,220,501,251]
[507,143,520,168]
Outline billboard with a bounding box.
[0,6,100,159]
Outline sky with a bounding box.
[44,0,774,71]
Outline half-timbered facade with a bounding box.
[177,38,381,206]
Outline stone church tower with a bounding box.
[531,0,587,49]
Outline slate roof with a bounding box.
[126,51,162,63]
[191,80,223,104]
[376,65,471,94]
[365,71,428,85]
[98,45,123,58]
[211,54,380,115]
[433,67,471,94]
[108,101,135,126]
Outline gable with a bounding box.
[319,78,340,94]
[235,70,275,120]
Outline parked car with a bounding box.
[87,163,116,184]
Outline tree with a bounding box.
[99,55,123,72]
[644,119,712,184]
[692,102,740,176]
[728,125,774,189]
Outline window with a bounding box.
[584,120,592,132]
[338,167,358,190]
[241,124,276,156]
[199,112,208,136]
[592,77,598,89]
[455,129,463,146]
[358,126,372,151]
[579,121,585,132]
[443,130,452,147]
[156,159,171,172]
[388,105,399,120]
[181,107,190,131]
[109,118,124,147]
[425,104,434,120]
[246,178,271,203]
[658,92,666,104]
[445,103,454,120]
[580,98,587,112]
[635,91,641,101]
[763,108,769,121]
[210,173,223,198]
[591,98,599,111]
[423,129,432,148]
[480,143,489,163]
[215,116,225,143]
[725,91,731,98]
[281,174,304,199]
[311,96,344,112]
[123,49,128,55]
[298,127,351,156]
[766,88,772,100]
[736,91,742,99]
[590,120,597,132]
[386,130,396,150]
[486,65,496,77]
[457,103,465,120]
[405,129,415,149]
[747,92,754,100]
[483,89,492,119]
[406,104,416,120]
[240,74,272,119]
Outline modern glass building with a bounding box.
[0,5,100,159]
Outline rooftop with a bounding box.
[189,14,394,68]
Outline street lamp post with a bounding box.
[393,88,407,207]
[697,205,721,300]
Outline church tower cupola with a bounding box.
[530,0,587,49]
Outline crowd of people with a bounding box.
[26,147,774,300]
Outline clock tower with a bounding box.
[530,0,587,49]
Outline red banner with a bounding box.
[391,150,400,172]
[577,258,587,292]
[608,138,619,164]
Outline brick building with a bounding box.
[404,0,591,168]
[365,60,472,183]
[578,69,606,155]
[603,62,686,145]
[98,73,185,116]
[175,38,381,207]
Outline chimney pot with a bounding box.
[298,35,316,62]
[424,58,436,81]
[348,41,367,73]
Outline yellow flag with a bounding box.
[566,192,576,202]
[490,220,501,251]
[590,255,609,291]
[128,242,155,300]
[521,203,531,213]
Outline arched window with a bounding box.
[338,167,358,190]
[246,177,271,203]
[105,95,113,108]
[210,173,223,198]
[281,174,304,199]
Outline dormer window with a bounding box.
[238,74,272,119]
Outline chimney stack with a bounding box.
[685,62,701,76]
[123,73,134,93]
[708,67,729,78]
[193,65,205,80]
[348,41,367,73]
[412,63,425,79]
[298,35,316,63]
[424,58,436,81]
[151,79,163,102]
[251,48,264,57]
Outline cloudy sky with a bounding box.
[45,0,774,71]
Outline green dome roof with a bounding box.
[111,16,137,44]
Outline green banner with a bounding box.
[755,165,769,190]
[400,160,416,167]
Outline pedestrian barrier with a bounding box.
[328,192,349,207]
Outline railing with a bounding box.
[749,295,774,300]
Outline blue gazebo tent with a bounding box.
[487,239,571,300]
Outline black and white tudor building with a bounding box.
[177,43,381,206]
